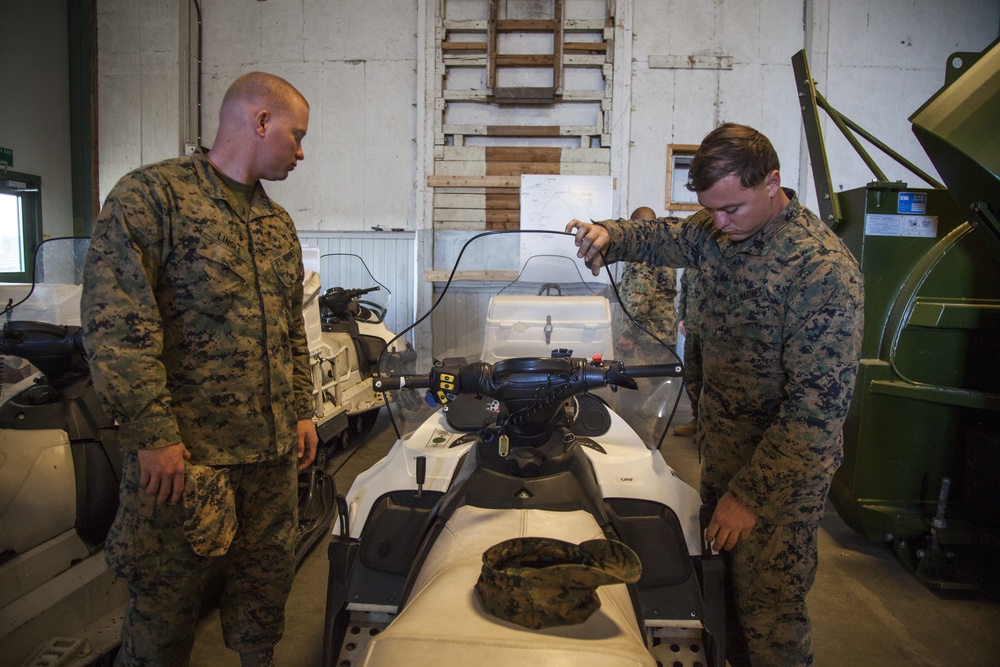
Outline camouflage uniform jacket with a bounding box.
[82,152,313,465]
[598,191,864,523]
[677,267,702,330]
[618,262,678,345]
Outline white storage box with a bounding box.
[481,295,613,362]
[0,283,83,326]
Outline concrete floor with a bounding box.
[190,397,1000,666]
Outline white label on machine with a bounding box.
[425,428,457,448]
[864,214,938,238]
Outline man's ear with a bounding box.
[766,169,781,197]
[254,109,270,138]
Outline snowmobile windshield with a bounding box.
[0,236,90,325]
[378,230,683,449]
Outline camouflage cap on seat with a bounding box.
[474,537,641,630]
[182,464,238,557]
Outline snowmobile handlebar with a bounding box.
[372,356,682,402]
[0,321,89,387]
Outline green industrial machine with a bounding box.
[793,38,1000,593]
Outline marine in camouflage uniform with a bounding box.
[592,199,862,665]
[82,73,315,667]
[568,124,863,666]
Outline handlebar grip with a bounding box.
[373,376,430,392]
[621,364,684,378]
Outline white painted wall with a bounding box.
[97,0,183,205]
[623,0,1000,218]
[0,1,74,238]
[95,0,998,228]
[97,0,420,233]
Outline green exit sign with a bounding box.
[0,147,11,168]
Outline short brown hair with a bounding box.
[686,123,779,192]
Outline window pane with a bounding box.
[0,193,25,273]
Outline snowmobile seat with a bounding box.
[359,505,655,666]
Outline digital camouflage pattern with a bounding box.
[598,192,863,523]
[597,190,863,665]
[724,520,819,666]
[475,537,641,630]
[182,463,238,557]
[83,152,310,665]
[106,451,297,666]
[82,152,314,465]
[617,262,678,346]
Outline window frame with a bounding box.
[0,171,44,283]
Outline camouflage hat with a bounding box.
[182,464,237,557]
[474,537,641,630]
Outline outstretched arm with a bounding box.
[565,219,612,276]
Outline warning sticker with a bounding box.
[865,214,938,238]
[425,428,455,448]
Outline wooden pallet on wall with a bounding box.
[430,0,615,232]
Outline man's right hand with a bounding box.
[565,219,611,276]
[138,442,191,506]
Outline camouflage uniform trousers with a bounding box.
[718,516,818,667]
[106,450,298,667]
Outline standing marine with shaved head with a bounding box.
[83,72,318,667]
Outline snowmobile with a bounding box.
[322,230,725,667]
[302,251,413,467]
[0,239,392,665]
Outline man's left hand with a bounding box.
[297,419,319,470]
[706,491,758,551]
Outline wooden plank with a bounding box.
[485,209,520,225]
[441,146,486,161]
[484,125,561,137]
[559,162,610,176]
[564,54,607,67]
[485,146,562,162]
[433,220,488,231]
[563,19,612,31]
[560,90,609,101]
[485,193,520,210]
[442,125,602,138]
[433,208,487,222]
[434,160,486,176]
[495,19,559,32]
[443,20,489,30]
[484,161,560,176]
[565,42,607,53]
[495,54,555,67]
[428,175,521,188]
[442,41,488,52]
[553,0,564,94]
[442,90,490,101]
[434,193,486,209]
[425,270,520,283]
[442,147,611,164]
[488,0,498,89]
[441,55,489,67]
